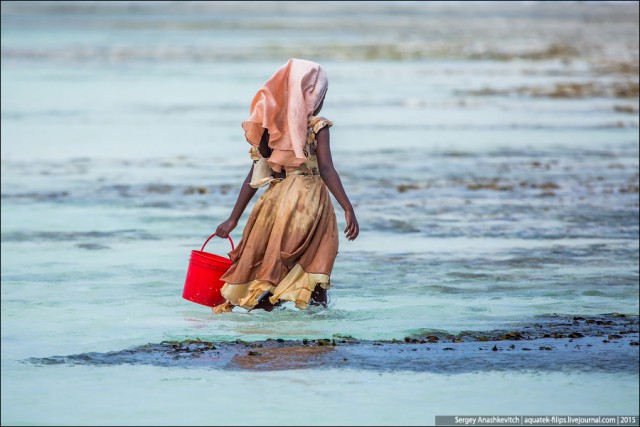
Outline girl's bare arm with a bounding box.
[216,130,270,238]
[315,127,359,241]
[215,164,257,238]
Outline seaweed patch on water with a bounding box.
[1,191,71,201]
[0,229,158,243]
[76,243,111,250]
[463,81,640,99]
[27,314,639,374]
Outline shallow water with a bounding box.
[2,1,639,425]
[4,363,638,426]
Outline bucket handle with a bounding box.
[200,233,235,252]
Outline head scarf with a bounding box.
[242,58,328,173]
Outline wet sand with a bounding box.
[31,313,639,374]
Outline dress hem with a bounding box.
[218,263,331,311]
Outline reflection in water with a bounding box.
[230,346,336,371]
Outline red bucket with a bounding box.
[182,233,235,307]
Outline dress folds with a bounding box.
[215,116,338,311]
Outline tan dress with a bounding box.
[215,116,339,311]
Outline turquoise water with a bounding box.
[2,2,639,425]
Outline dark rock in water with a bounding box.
[619,184,639,193]
[466,81,639,99]
[396,184,420,193]
[183,186,209,195]
[76,243,110,250]
[467,182,514,191]
[501,331,525,340]
[146,184,173,194]
[535,190,556,198]
[26,313,639,374]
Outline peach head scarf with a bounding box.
[242,58,328,173]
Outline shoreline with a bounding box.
[30,313,639,373]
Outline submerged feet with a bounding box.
[211,287,327,314]
[211,301,235,314]
[309,285,328,308]
[251,291,282,312]
[210,294,281,313]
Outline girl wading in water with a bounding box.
[212,58,359,313]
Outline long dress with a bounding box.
[215,116,339,311]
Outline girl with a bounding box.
[211,58,359,313]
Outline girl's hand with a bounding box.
[344,209,359,241]
[215,218,237,238]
